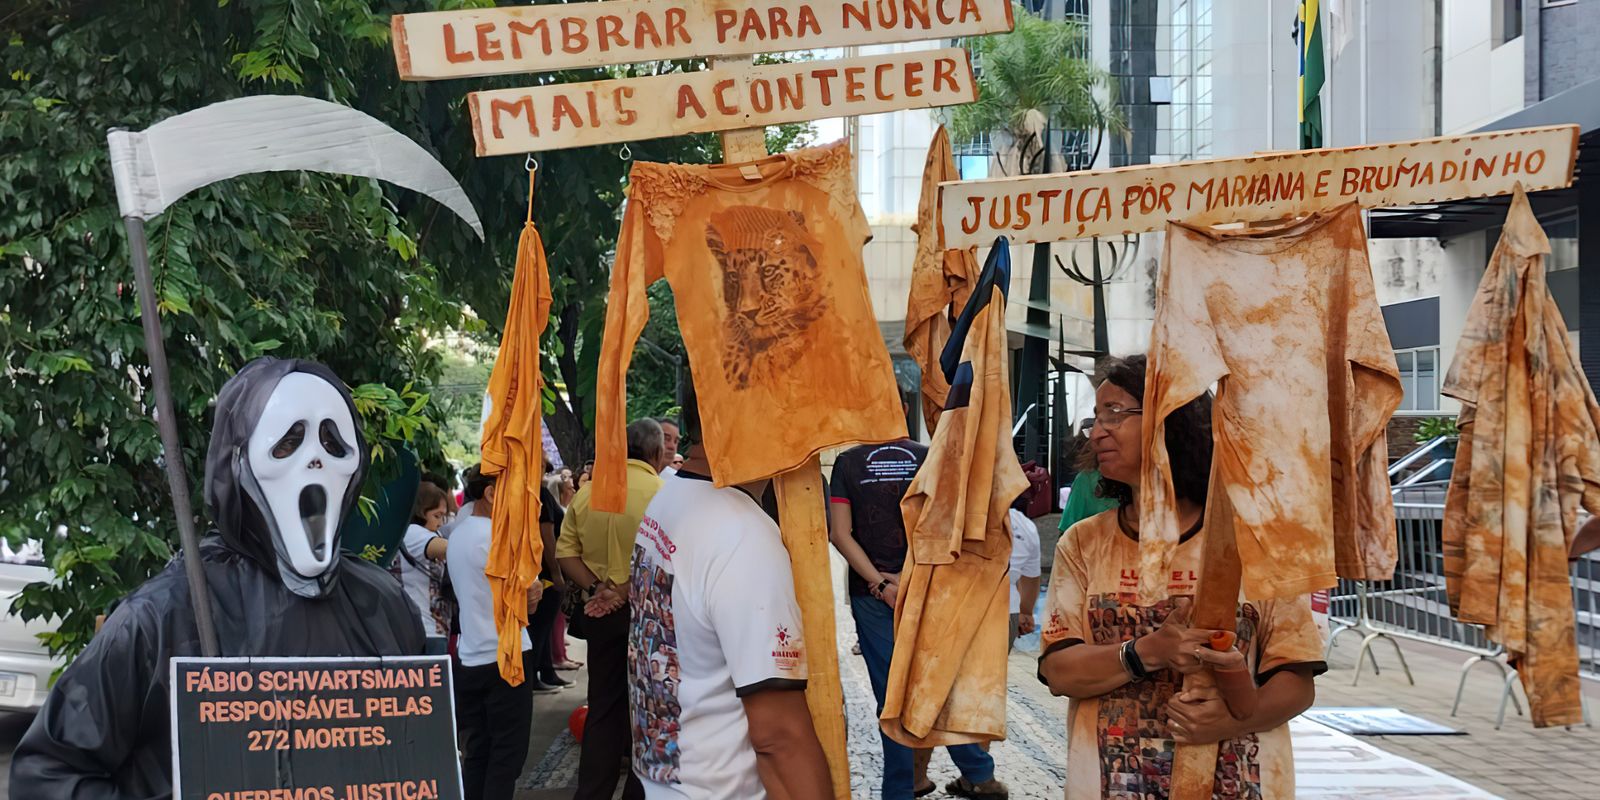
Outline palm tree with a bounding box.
[948,7,1118,176]
[946,4,1120,469]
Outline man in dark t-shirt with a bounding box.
[828,440,1003,800]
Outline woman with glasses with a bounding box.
[1036,355,1325,800]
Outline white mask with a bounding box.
[242,373,360,595]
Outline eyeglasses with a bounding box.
[1092,406,1143,431]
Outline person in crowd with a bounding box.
[559,419,665,800]
[1037,356,1324,799]
[1059,464,1117,536]
[829,432,1008,800]
[656,417,681,476]
[1009,495,1042,651]
[9,359,423,798]
[628,381,833,799]
[396,479,451,654]
[576,460,596,491]
[449,466,543,800]
[540,468,581,671]
[523,482,574,693]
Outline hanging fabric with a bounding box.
[480,163,554,686]
[591,139,906,512]
[882,238,1026,748]
[904,126,979,436]
[1443,185,1600,728]
[1140,203,1402,604]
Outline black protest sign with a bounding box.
[169,656,462,800]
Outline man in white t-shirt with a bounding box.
[626,427,833,800]
[1008,504,1042,650]
[448,468,540,800]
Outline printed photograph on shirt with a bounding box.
[705,205,828,390]
[1088,593,1262,800]
[628,543,682,783]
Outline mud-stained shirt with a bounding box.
[1040,511,1326,800]
[592,139,906,512]
[1139,204,1403,603]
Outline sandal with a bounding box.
[945,777,1009,800]
[914,781,937,798]
[554,660,583,670]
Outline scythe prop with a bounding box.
[106,95,483,656]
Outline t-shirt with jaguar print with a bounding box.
[591,140,907,512]
[1039,509,1326,800]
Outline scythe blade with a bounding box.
[108,94,482,236]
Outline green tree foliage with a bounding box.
[0,0,464,658]
[1,0,811,658]
[947,4,1117,175]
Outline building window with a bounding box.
[1396,347,1441,412]
[955,133,991,180]
[1493,0,1524,47]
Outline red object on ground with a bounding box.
[1209,630,1237,651]
[569,705,588,742]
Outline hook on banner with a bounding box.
[619,143,632,162]
[525,154,539,173]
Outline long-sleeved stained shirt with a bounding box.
[479,209,553,685]
[1139,204,1402,604]
[1442,186,1600,728]
[903,125,977,436]
[557,459,662,587]
[883,239,1026,748]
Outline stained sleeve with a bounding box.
[704,524,809,695]
[592,183,663,513]
[9,596,162,800]
[1038,521,1092,664]
[1254,595,1329,683]
[1137,227,1229,604]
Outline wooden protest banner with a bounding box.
[939,124,1579,248]
[169,656,461,800]
[469,48,976,155]
[393,0,1012,81]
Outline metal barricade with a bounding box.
[1324,500,1598,728]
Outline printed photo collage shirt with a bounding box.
[627,474,808,799]
[1041,510,1327,800]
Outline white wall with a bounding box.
[1440,0,1526,133]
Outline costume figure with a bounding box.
[10,358,424,798]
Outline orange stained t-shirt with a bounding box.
[1140,204,1402,604]
[592,140,907,512]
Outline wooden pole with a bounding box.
[715,76,851,799]
[1169,437,1243,800]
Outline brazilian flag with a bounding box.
[1298,0,1325,149]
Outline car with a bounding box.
[0,540,63,711]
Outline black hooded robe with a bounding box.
[9,359,425,799]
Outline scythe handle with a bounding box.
[123,215,222,657]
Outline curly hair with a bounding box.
[1091,355,1213,508]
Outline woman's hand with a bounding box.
[586,583,625,617]
[1166,684,1240,744]
[878,573,900,608]
[525,582,545,615]
[1134,599,1211,673]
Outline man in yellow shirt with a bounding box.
[558,418,665,800]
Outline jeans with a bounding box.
[454,650,533,800]
[851,594,994,799]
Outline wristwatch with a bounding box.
[872,579,891,598]
[585,580,601,595]
[1121,637,1150,682]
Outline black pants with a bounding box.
[454,650,533,800]
[574,605,644,800]
[527,585,562,685]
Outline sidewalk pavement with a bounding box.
[514,555,1597,799]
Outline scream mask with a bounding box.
[205,359,368,598]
